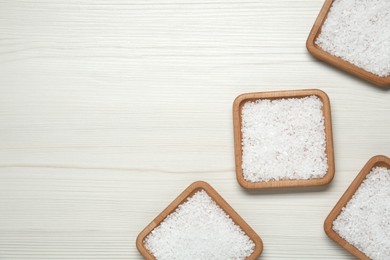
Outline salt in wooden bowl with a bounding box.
[306,0,390,87]
[136,181,263,259]
[324,155,390,259]
[233,89,335,189]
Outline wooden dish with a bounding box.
[136,181,263,259]
[306,0,390,87]
[233,89,335,189]
[324,155,390,259]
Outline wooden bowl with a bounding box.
[136,181,263,259]
[233,89,335,189]
[306,0,390,87]
[324,155,390,259]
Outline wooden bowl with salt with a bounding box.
[324,155,390,259]
[136,181,263,259]
[307,0,390,87]
[233,89,335,189]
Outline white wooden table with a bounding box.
[0,0,389,259]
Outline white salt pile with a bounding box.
[241,95,328,182]
[333,167,390,260]
[144,190,255,260]
[316,0,390,77]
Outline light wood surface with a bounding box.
[136,181,263,259]
[233,89,335,189]
[324,155,390,259]
[0,0,389,259]
[307,0,390,87]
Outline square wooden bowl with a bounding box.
[136,181,263,259]
[306,0,390,87]
[324,155,390,259]
[233,89,335,189]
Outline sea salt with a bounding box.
[316,0,390,77]
[333,167,390,260]
[144,190,255,260]
[241,95,328,182]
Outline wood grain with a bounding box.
[0,0,389,259]
[233,89,335,189]
[324,155,390,259]
[136,181,263,259]
[306,0,390,87]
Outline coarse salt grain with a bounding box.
[144,190,255,260]
[316,0,390,77]
[241,95,328,182]
[333,167,390,260]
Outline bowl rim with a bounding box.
[306,0,390,87]
[232,89,335,189]
[323,155,390,259]
[136,181,263,259]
